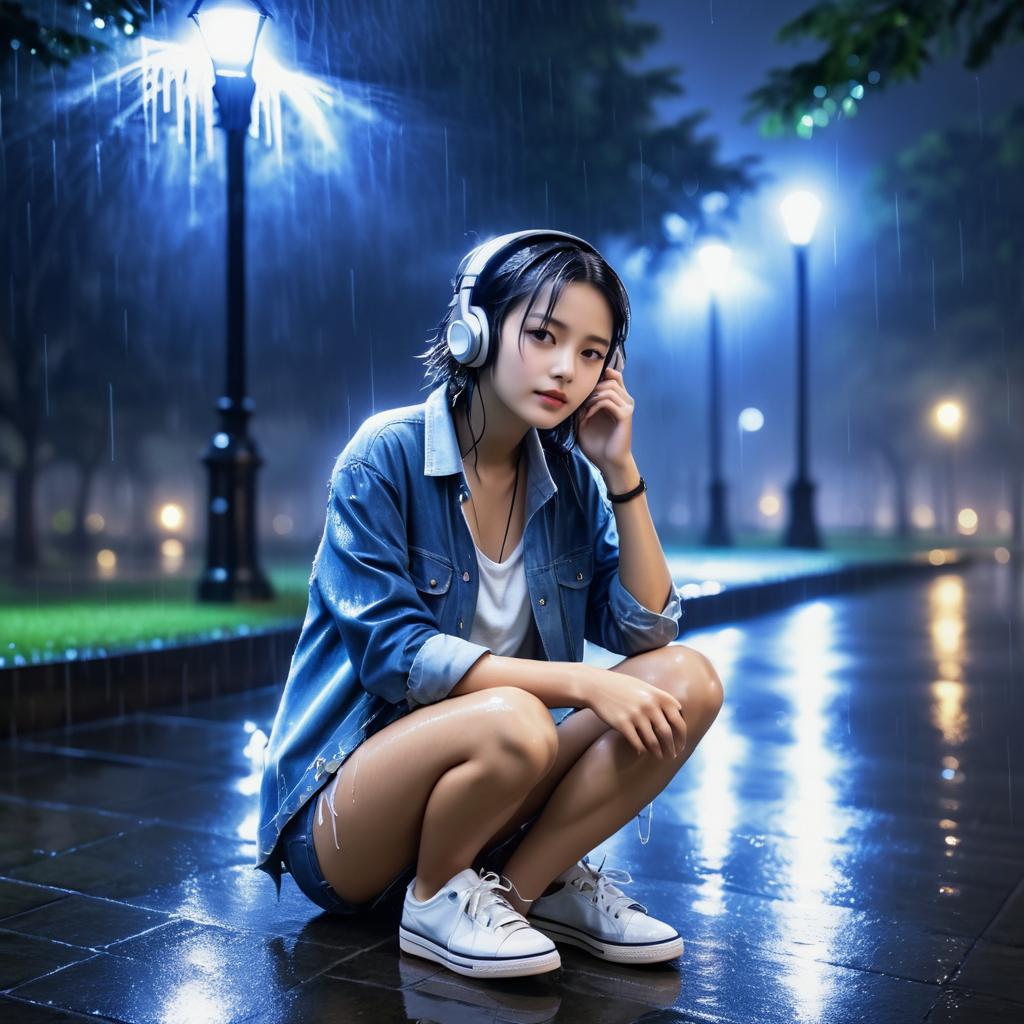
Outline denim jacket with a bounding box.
[255,381,685,895]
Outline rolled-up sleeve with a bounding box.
[583,468,684,655]
[316,458,491,709]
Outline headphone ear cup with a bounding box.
[608,346,625,373]
[467,304,489,365]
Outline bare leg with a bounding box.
[310,686,558,907]
[413,746,555,901]
[499,703,720,918]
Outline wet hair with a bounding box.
[415,237,630,475]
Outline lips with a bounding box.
[536,391,567,404]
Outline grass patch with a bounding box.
[2,563,310,664]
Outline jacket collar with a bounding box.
[423,382,557,509]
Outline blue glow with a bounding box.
[194,7,263,72]
[738,407,764,432]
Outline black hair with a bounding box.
[414,237,630,476]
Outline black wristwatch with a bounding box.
[607,476,647,503]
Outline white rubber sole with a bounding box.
[529,918,684,964]
[399,924,562,978]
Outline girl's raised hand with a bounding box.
[576,366,634,471]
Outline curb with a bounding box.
[2,626,299,739]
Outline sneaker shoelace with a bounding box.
[459,871,532,933]
[574,854,648,918]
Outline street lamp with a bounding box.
[932,399,964,536]
[696,240,733,546]
[780,189,823,549]
[189,0,274,601]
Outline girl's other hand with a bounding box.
[575,664,686,759]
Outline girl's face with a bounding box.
[488,280,614,428]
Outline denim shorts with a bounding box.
[282,705,584,915]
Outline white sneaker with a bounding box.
[527,854,683,964]
[399,867,561,979]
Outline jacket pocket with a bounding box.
[408,547,453,623]
[554,547,593,660]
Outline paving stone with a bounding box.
[1,559,1021,1022]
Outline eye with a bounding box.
[585,350,605,360]
[528,329,552,342]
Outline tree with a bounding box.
[0,1,162,68]
[824,103,1024,540]
[746,0,1024,138]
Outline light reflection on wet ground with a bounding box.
[0,559,1022,1022]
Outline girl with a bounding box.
[256,229,724,980]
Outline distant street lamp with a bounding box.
[697,240,733,546]
[780,189,823,549]
[189,0,274,602]
[932,399,964,536]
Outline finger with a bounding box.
[651,712,675,761]
[635,718,662,759]
[654,712,677,758]
[670,705,688,753]
[623,722,645,757]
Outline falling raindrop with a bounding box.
[43,333,49,416]
[893,191,902,275]
[958,220,965,286]
[108,382,115,461]
[931,257,937,332]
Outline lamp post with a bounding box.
[932,399,964,536]
[737,406,764,531]
[697,241,733,547]
[780,190,822,549]
[189,0,274,602]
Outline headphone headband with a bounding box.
[456,229,601,288]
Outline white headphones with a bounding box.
[444,229,626,374]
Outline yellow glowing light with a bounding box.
[911,504,935,530]
[938,660,961,680]
[938,819,957,830]
[161,538,185,559]
[956,508,977,533]
[85,512,106,533]
[928,549,948,565]
[933,400,963,436]
[931,679,967,745]
[932,578,963,610]
[995,547,1010,564]
[159,503,184,531]
[758,494,781,517]
[944,834,960,847]
[96,549,117,570]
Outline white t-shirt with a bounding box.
[462,510,538,660]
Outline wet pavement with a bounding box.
[0,558,1022,1022]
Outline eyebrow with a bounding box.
[525,314,611,348]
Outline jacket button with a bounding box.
[458,619,464,630]
[576,571,583,580]
[538,597,546,606]
[429,578,437,587]
[462,570,471,582]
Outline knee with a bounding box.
[659,645,725,725]
[477,687,559,774]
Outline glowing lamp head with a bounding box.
[780,190,822,246]
[933,400,963,436]
[188,0,271,77]
[696,240,733,293]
